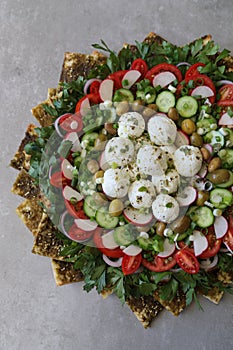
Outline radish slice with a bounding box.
[200,255,218,270]
[176,186,197,206]
[63,185,83,201]
[83,78,101,95]
[191,86,214,98]
[123,244,142,256]
[175,130,190,147]
[122,70,141,89]
[61,159,74,179]
[198,163,208,178]
[99,151,110,171]
[99,79,114,101]
[123,207,153,226]
[214,216,228,239]
[203,143,214,156]
[157,238,175,258]
[60,211,69,237]
[153,71,176,88]
[192,230,209,256]
[102,230,119,249]
[102,254,122,267]
[65,132,82,152]
[176,62,191,68]
[74,218,98,232]
[80,97,90,117]
[219,112,233,126]
[54,114,68,138]
[216,80,233,86]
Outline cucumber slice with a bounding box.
[188,206,214,228]
[204,131,224,150]
[113,88,134,103]
[113,226,134,246]
[82,132,98,146]
[83,196,98,218]
[96,208,119,229]
[217,171,233,188]
[176,96,198,118]
[156,91,175,113]
[218,148,233,170]
[210,188,233,209]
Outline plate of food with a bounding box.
[11,32,233,328]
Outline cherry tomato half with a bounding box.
[65,200,88,219]
[175,249,200,274]
[142,255,176,272]
[199,226,222,259]
[145,63,183,83]
[59,113,83,133]
[50,171,63,188]
[130,58,148,78]
[108,70,128,90]
[122,253,142,275]
[223,214,233,250]
[93,229,123,258]
[185,62,205,81]
[190,74,216,104]
[90,80,101,94]
[68,223,95,242]
[75,93,101,114]
[218,84,233,101]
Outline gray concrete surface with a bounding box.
[1,0,233,349]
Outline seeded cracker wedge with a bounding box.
[11,33,233,329]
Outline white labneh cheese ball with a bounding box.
[173,145,203,177]
[128,179,156,209]
[136,145,167,176]
[148,114,177,145]
[105,137,135,167]
[102,168,130,198]
[152,169,180,194]
[152,194,179,223]
[118,112,145,138]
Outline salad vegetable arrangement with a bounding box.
[14,34,233,324]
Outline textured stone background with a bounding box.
[1,1,233,349]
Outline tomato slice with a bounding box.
[130,58,148,78]
[108,70,128,90]
[223,214,233,250]
[50,171,63,188]
[145,63,183,83]
[59,113,83,133]
[65,200,88,219]
[93,229,123,258]
[185,62,205,81]
[90,80,101,94]
[177,241,194,254]
[122,253,142,275]
[189,74,216,104]
[142,255,176,272]
[218,100,233,107]
[68,223,95,242]
[75,93,101,113]
[218,84,233,101]
[175,249,200,274]
[199,226,222,259]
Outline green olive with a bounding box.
[94,170,104,180]
[168,107,179,121]
[93,192,108,206]
[104,123,117,135]
[109,199,124,217]
[196,191,210,206]
[208,157,222,173]
[116,101,129,115]
[181,119,196,135]
[170,216,191,234]
[87,159,99,174]
[94,134,107,150]
[131,100,144,112]
[142,104,158,118]
[207,169,230,185]
[156,222,166,236]
[190,132,203,147]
